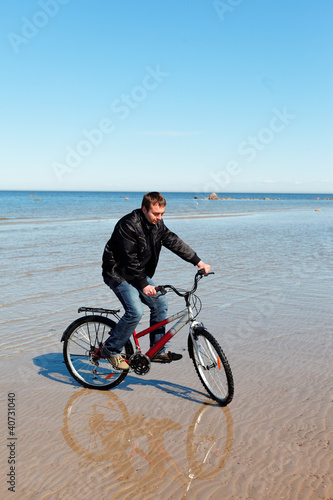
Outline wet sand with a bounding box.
[0,207,332,499]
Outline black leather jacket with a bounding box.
[102,209,200,289]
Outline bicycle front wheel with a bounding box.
[189,328,234,406]
[63,315,133,390]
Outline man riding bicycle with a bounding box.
[102,192,210,370]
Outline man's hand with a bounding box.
[143,284,157,297]
[197,261,211,274]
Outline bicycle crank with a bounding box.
[129,353,151,375]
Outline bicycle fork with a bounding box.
[189,324,218,370]
[189,322,204,365]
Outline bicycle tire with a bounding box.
[188,327,234,406]
[63,315,134,390]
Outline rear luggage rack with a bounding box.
[78,307,120,315]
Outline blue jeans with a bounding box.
[103,276,168,355]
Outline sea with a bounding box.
[1,190,332,354]
[1,190,332,223]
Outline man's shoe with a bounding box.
[102,349,129,370]
[152,351,183,363]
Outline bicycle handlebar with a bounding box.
[155,270,214,297]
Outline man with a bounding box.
[102,192,210,370]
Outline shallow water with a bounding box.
[0,192,332,499]
[1,192,332,353]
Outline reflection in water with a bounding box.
[61,389,233,497]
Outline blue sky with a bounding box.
[1,0,332,193]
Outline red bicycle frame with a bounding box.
[132,307,192,359]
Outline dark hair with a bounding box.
[141,192,166,210]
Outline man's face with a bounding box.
[142,203,165,225]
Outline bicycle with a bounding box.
[61,270,234,406]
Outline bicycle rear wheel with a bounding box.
[188,328,234,406]
[63,315,133,390]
